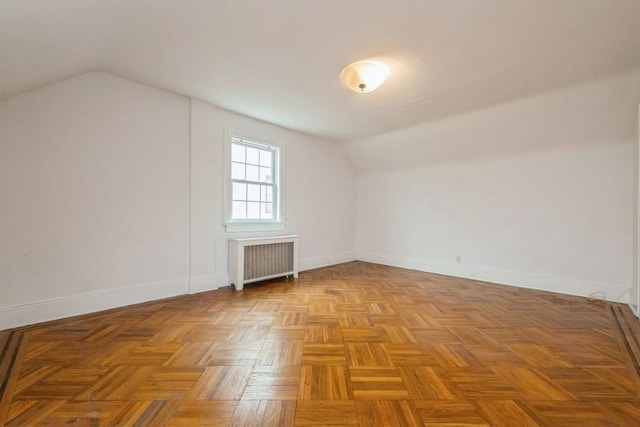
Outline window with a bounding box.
[225,134,283,232]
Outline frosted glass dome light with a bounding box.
[340,60,390,93]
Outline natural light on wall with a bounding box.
[340,59,390,93]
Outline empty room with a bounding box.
[1,1,640,425]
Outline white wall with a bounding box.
[348,70,640,302]
[0,72,357,329]
[189,99,218,293]
[0,73,191,328]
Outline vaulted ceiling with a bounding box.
[2,0,639,141]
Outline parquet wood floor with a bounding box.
[1,261,640,426]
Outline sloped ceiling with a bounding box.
[1,0,639,142]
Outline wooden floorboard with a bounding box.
[1,261,640,426]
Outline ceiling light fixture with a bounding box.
[340,59,390,93]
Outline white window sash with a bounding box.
[224,131,284,232]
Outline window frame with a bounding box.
[224,130,285,232]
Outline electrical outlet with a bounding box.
[456,256,461,264]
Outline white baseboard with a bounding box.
[189,274,219,294]
[0,278,189,330]
[299,251,356,272]
[357,251,625,302]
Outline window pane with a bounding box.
[231,144,245,163]
[259,167,272,183]
[232,201,246,219]
[260,150,272,167]
[246,164,259,182]
[247,202,260,219]
[229,138,279,224]
[247,184,260,202]
[261,203,273,219]
[232,182,247,201]
[246,147,260,165]
[232,162,245,180]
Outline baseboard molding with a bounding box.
[0,278,189,330]
[189,274,219,294]
[629,303,640,318]
[299,251,356,272]
[357,251,624,302]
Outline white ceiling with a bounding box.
[1,0,640,142]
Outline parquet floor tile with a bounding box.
[341,327,381,342]
[594,401,640,426]
[243,366,300,400]
[187,366,252,400]
[350,367,410,400]
[230,400,296,426]
[444,368,520,400]
[537,367,635,401]
[414,399,490,426]
[464,344,529,367]
[1,261,639,425]
[524,401,615,426]
[431,343,483,368]
[257,341,303,366]
[301,343,346,365]
[355,400,422,426]
[383,343,439,366]
[165,401,237,426]
[474,400,541,427]
[493,367,575,400]
[346,343,394,367]
[299,365,351,400]
[376,325,418,344]
[130,367,204,400]
[304,325,343,343]
[397,366,458,400]
[295,400,358,426]
[267,327,306,342]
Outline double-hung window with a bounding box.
[226,135,283,231]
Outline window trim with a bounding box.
[224,130,285,232]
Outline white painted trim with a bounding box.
[188,274,219,294]
[357,251,621,301]
[0,278,189,330]
[634,104,640,317]
[188,98,194,294]
[299,251,357,272]
[225,221,286,233]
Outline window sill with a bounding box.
[224,222,286,233]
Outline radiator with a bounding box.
[229,235,299,290]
